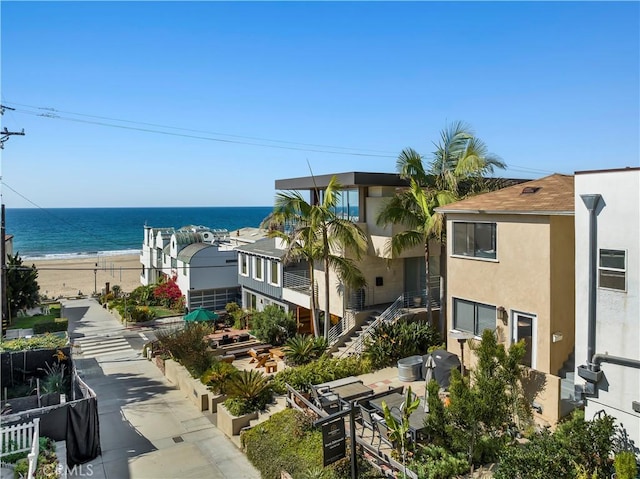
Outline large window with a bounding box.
[599,249,626,291]
[453,222,497,259]
[453,298,496,336]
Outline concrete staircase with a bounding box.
[559,351,583,417]
[331,314,378,358]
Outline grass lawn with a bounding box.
[150,306,181,318]
[8,305,62,329]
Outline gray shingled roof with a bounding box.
[235,238,285,260]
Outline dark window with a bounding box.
[599,249,626,291]
[453,222,497,259]
[453,298,496,336]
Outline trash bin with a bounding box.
[398,355,423,382]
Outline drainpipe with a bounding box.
[581,194,602,371]
[577,194,640,388]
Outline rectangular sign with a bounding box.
[322,418,346,466]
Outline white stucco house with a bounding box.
[140,225,267,311]
[575,167,640,446]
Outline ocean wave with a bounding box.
[23,249,142,261]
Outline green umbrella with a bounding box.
[183,307,219,322]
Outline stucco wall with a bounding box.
[575,170,640,444]
[446,213,554,373]
[549,215,576,374]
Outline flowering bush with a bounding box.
[153,276,183,309]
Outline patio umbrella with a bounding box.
[183,307,219,322]
[423,354,437,413]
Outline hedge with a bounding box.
[33,318,69,334]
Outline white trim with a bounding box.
[239,253,249,277]
[512,310,537,370]
[253,256,264,281]
[598,248,627,292]
[267,259,281,287]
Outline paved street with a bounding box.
[64,298,260,479]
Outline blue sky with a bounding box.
[1,1,638,208]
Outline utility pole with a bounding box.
[1,104,25,334]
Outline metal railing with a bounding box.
[337,295,407,357]
[328,310,356,346]
[283,271,311,293]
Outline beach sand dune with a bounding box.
[31,254,143,299]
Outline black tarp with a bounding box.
[66,397,101,467]
[422,349,461,389]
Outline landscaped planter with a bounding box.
[163,359,210,412]
[217,404,258,437]
[209,393,227,413]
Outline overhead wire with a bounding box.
[3,100,557,175]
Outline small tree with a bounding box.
[251,305,297,346]
[382,386,421,478]
[6,253,40,318]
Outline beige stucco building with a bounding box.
[437,173,576,425]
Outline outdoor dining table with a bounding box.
[369,392,428,442]
[330,382,374,403]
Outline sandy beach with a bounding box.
[31,254,143,300]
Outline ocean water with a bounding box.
[6,206,273,260]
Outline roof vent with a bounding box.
[521,186,542,194]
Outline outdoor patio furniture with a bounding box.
[310,386,340,414]
[374,417,395,449]
[248,348,270,368]
[264,361,277,373]
[269,348,285,360]
[369,392,428,442]
[330,382,374,403]
[358,403,380,443]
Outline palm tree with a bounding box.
[263,176,368,340]
[377,121,505,335]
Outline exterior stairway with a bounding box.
[331,314,377,358]
[559,351,583,417]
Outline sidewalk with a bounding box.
[64,298,260,479]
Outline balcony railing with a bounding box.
[283,271,312,294]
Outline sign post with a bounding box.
[314,402,357,479]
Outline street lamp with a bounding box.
[94,263,98,296]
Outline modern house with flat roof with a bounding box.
[246,172,441,341]
[574,167,640,446]
[436,173,577,425]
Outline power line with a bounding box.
[3,100,557,175]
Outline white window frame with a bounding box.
[253,257,264,281]
[239,253,249,277]
[512,311,537,369]
[453,298,496,337]
[268,259,280,286]
[451,221,498,261]
[598,249,627,292]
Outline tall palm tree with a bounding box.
[377,121,505,335]
[263,176,368,339]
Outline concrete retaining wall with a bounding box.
[163,359,209,412]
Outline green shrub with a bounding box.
[271,355,371,395]
[283,335,328,366]
[33,318,68,334]
[156,323,216,377]
[0,334,67,352]
[242,409,324,479]
[614,451,638,479]
[129,306,156,323]
[409,444,469,479]
[14,457,29,478]
[495,429,575,479]
[223,369,273,414]
[201,361,240,395]
[251,305,297,346]
[363,318,441,369]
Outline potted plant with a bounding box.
[201,361,238,413]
